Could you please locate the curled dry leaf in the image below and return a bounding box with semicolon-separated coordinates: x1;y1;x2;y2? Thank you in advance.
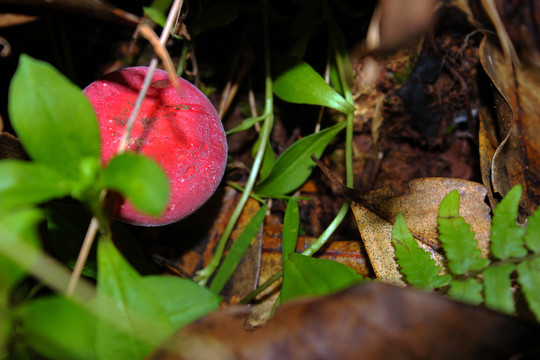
479;36;540;217
147;283;540;360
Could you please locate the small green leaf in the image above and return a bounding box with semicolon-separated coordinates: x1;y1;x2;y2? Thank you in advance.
143;0;172;27
525;207;540;253
0;160;72;210
16;296;96;360
255;121;346;197
8;55;100;177
143;7;167;27
437;191;489;274
282;199;299;263
103;152;169;216
448;278;483;305
96;238;173;360
491;185;527;259
226;114;266;135
392;213;450;290
210;205;267;294
483;263;516;314
281;253;362;303
517;257;540;322
273;59;355;114
141;276;220;329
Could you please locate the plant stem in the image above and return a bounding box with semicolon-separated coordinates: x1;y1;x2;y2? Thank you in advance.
239;270;283;304
195;1;273;286
238;3;356;300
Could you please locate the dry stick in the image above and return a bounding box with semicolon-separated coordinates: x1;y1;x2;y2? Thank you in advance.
66;0;185;295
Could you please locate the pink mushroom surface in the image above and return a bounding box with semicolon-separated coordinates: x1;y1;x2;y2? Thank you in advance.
83;67;227;226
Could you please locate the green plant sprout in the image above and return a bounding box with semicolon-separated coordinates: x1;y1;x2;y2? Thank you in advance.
392;185;540;321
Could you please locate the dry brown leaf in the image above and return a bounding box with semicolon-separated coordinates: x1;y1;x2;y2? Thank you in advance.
353;178;490;284
479;36;540;217
147;283;540;360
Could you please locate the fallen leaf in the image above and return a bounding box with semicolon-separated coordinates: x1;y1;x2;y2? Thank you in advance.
147;283;540;360
313;157;491;285
479;36;540;218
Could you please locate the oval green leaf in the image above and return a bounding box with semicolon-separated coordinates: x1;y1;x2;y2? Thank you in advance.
281;253;362;303
273;59;355;114
103;153;169;216
8;55;101;177
255;121;345;197
0;160;72;210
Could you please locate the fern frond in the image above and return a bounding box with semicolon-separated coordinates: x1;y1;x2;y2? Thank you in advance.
448;278;483;305
392;213;451;290
483;263;515;314
437;190;489;274
517;258;540;322
491;186;527;259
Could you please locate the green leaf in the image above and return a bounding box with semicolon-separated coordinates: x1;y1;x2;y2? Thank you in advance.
282;199;299;263
491;185;527;259
0;160;72;210
525;207;540;253
517;257;540;322
8;55;100;177
103;152;169;216
255;121;346;197
448;278;483;305
210;205;267;294
281;252;362;303
226;114;266;135
96;238;173;360
392;213;451;289
273;59;355;114
483;263;516;314
437;191;489;274
142;276;220;329
16;296;96;360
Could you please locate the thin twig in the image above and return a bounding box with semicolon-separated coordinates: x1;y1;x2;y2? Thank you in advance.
67;216;100;294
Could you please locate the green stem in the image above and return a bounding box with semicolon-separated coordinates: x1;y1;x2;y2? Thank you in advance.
240;270;283;304
195;2;273;286
302;201;349;256
238;2;356;300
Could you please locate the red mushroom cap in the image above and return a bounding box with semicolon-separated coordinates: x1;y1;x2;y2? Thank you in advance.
83;67;227;226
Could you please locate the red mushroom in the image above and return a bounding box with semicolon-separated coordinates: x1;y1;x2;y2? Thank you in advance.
83;67;227;226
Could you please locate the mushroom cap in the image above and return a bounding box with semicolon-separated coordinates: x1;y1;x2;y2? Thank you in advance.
83;66;227;226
